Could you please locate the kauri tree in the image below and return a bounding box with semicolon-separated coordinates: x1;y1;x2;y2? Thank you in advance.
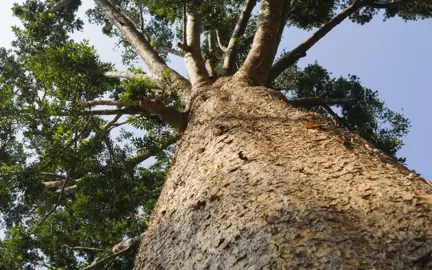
0;0;431;269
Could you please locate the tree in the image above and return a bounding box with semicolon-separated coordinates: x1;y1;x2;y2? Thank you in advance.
1;0;431;269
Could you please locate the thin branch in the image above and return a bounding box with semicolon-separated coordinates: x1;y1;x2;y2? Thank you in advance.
267;0;364;83
322;104;346;127
124;133;179;167
43;178;77;190
236;0;284;85
75;109;143;116
83;237;139;270
103;113;123;129
83;99;187;131
29;169;72;234
64;244;104;253
94;0;190;92
47;0;69;12
222;0;257;75
184;13;210;86
183;1;187;44
365;0;410;9
287;97;353;107
54;185;77;194
90;117;117;199
215;30;227;52
151;42;185;57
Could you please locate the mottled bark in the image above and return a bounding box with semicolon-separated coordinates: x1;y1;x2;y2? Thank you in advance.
134;78;432;269
236;0;284;85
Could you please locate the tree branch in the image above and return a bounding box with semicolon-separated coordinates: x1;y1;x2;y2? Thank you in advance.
75;109;143;116
204;32;216;77
275;0;293;49
215;30;228;52
222;0;257;75
124;133;179;167
183;13;209;86
267;0;364;83
103;113;123;129
43;178;77;190
64;244;104;253
54;185;77;194
94;0;190;93
287;97;353;107
83;237;139;270
104;71;150;81
322;104;346;127
151;42;185;57
82;99;187;131
29;169;73;234
365;0;411;9
235;0;284;85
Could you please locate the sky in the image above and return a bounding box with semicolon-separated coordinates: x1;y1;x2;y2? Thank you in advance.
0;1;431;180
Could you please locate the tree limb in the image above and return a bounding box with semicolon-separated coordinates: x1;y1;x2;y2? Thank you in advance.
82;99;187;131
63;244;104;253
104;71;150;81
183;13;210;86
94;0;190;93
124;133;179;167
43;178;77;190
215;30;228;52
288;97;353;107
322;104;346;127
222;0;257;75
235;0;284;85
365;0;412;9
151;42;185;57
103;113;123;129
29;169;72;234
267;0;364;83
83;237;139;270
54;185;77;194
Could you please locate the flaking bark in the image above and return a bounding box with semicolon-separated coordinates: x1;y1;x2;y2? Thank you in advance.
134;77;432;269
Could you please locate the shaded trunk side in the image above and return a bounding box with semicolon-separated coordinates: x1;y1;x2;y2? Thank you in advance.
134;77;432;269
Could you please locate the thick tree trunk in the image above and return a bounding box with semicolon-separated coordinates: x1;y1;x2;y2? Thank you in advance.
134;77;432;269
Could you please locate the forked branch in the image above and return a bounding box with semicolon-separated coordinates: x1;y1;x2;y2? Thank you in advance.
235;0;284;85
267;0;364;83
94;0;190;91
222;0;257;74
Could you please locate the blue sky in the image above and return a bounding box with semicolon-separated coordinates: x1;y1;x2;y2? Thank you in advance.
1;1;431;179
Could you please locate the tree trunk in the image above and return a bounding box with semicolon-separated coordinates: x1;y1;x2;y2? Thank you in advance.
134;77;432;269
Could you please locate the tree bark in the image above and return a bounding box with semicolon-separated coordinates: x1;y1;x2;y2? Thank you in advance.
134;78;432;269
236;0;284;85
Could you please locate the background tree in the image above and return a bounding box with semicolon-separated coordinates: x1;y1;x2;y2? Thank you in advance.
0;0;431;269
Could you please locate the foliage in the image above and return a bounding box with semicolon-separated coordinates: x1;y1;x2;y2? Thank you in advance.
273;62;410;157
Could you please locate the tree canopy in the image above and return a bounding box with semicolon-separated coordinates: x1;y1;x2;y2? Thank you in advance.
0;0;430;268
